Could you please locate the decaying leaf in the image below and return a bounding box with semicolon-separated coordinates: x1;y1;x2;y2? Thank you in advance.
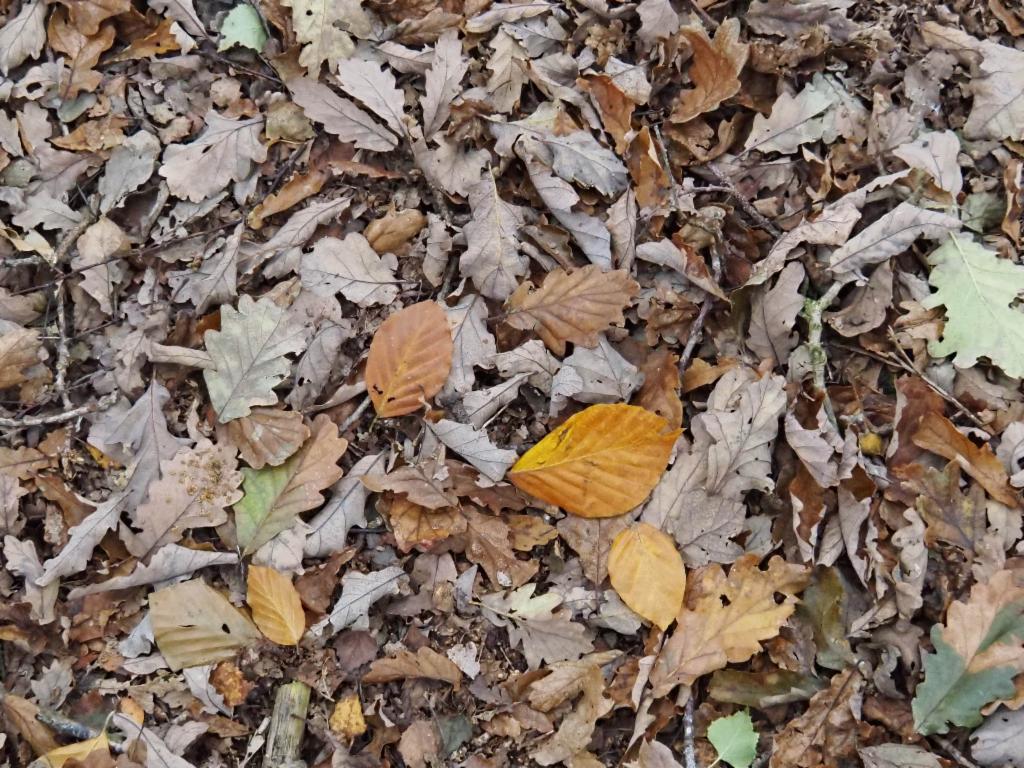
363;646;463;689
672;20;749;124
481;584;594;669
509;403;680;518
221;407;310;470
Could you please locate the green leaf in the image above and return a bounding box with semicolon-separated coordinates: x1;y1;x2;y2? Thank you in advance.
218;4;268;52
707;711;758;768
911;627;1017;735
924;234;1024;378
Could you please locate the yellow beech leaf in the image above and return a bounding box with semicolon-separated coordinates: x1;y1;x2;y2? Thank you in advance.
509;403;680;518
608;523;685;630
329;693;367;740
247;565;306;645
43;732;109;768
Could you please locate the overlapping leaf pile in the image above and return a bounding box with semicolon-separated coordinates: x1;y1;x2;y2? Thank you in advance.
2;1;1024;767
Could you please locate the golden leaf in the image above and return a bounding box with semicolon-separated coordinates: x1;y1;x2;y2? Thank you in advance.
42;733;109;768
650;555;810;697
247;565;306;646
330;694;367;740
608;523;685;630
509;403;680;518
505;266;639;356
365;301;453;417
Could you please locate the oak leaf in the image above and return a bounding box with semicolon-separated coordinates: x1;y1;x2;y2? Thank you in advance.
0;329;42;389
672;20;749;124
505;265;639;355
150;579;262;671
288;76;397;152
247;565;305;646
481;584;594;669
387;496;464;551
0;0;46;76
365;301;453;417
299;232;400;307
281;0;369;76
46;9;114;98
510;403;679;518
635;348;683;429
322;565;407;633
650;555;810;697
233;415;348;554
912;412;1018;507
608;523;686;630
426;419;517;482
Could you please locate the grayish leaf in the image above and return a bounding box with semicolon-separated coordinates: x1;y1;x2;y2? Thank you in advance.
288;77;397;152
169;224;241;313
550;335;642;414
0;0;46;76
445;294;496;394
493;339;561;395
299;232;399;307
68;545;239;599
322;565;408;633
304;453;386;558
747;261;805;364
99;131;160;213
334;57;407;137
421;30;467;137
427;419;517;482
461;174;529;300
971;708;1024;768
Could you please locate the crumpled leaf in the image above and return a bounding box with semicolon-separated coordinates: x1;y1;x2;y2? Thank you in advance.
150;579;262;671
894;130;963;198
651;555;810;696
505;265;639;355
203;295;307;423
233;415;347;554
510;403;680;518
922;234;1024;379
912;569;1024;734
366;301;453;417
551;334;643;414
247;565;305;645
159;111;267;203
608;523;685;630
770;668;863;768
335;56;407;137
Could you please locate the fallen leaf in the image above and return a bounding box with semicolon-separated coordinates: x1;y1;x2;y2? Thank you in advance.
221;407;310;470
671;20;749;124
150;579;262;670
42;732;110;768
329;693;367;739
246;565;305;645
426;420;517;482
608;523;685;630
505;265;639;355
707;710;759;768
461;174;530;300
365;301;454;417
323;565;407;633
364;208;426;254
299;232;400;307
509;403;680;518
281;0;369;75
288;76;398;151
481;584;594;669
363;646;463;689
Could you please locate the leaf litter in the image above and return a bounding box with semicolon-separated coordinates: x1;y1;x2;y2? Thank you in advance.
1;2;1024;767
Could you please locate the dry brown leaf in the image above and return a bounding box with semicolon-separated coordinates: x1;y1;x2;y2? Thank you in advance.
46;10;115;97
769;668;864;768
557;514;631;583
458;507;538;587
387;496;465;551
0;692;59;756
150;579;263;671
246;565;305;645
363;456;459;510
681;357;738;394
364;208;427;254
246;167;328;230
912;412;1019;507
626;127;670;209
0;329;41;389
363;646;463;689
635;348;683;429
505;266;639;356
221;407;310;470
365;301;454;417
580;75;635;154
508;514;558;551
651;555;810;697
56;0;129;35
42;733;110;768
509;403;680;518
671;20;749;124
210;661;254;707
608;523;685;631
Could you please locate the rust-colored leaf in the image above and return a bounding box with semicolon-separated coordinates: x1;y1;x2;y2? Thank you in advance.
671;20;749;124
365;301;454;417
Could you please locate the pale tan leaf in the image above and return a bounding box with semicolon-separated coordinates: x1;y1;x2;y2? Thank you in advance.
608;523;686;630
222;407;310;470
747;261;805;364
281;0;370;76
505;265;639;355
0;329;41;389
287;76;398;152
159;111;266;203
247;565;305;645
510;403;680;519
42;732;109;768
365;301;453;417
427;419;517;482
68;544;238;599
334;56;407;137
460;174;529;301
150;579;262;671
421;29;467;137
299;232;399;307
0;0;46;76
363;454;458;509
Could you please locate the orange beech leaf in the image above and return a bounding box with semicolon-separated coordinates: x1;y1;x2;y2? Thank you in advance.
608;523;685;630
247;565;306;646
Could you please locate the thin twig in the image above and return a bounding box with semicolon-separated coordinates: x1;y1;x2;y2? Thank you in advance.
683;691;698;768
338;394;372;434
706;163;781;238
683;0;719;29
652;124;680;213
0;393;118;429
51;213;96;266
933;736;980;768
803;282;843;429
678;243;724;374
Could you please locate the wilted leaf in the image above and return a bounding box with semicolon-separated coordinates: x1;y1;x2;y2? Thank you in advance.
150;579;262;670
363;646;463;689
672;20;749;124
222;407;310;470
234;415;347;554
744;79;837;154
551;334;643;414
0;329;42;389
651;556;809;696
608;523;685;630
635;348;683;429
247;565;305;645
505;265;639;355
747;262;805;365
421;29;467;137
365;301;453;417
427;420;517;482
770;668;863;768
510;403;680;518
